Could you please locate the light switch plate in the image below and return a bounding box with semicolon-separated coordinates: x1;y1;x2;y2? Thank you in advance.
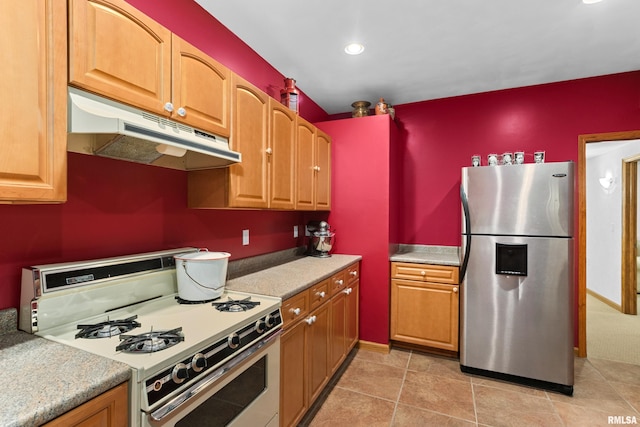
242;229;249;246
294;225;299;238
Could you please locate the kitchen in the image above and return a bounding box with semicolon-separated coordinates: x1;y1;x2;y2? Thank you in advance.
2;0;640;426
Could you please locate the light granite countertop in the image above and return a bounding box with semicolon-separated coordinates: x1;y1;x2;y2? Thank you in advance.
390;244;461;266
226;254;362;300
0;308;131;427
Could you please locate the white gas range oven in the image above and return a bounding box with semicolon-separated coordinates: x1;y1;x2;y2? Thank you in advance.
18;248;282;426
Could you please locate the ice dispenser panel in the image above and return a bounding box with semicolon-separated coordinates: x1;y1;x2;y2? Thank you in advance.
495;243;527;276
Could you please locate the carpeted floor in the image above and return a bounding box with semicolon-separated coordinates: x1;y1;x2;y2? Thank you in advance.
587;293;640;365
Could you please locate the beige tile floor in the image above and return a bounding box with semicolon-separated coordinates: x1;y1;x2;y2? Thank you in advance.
302;348;640;427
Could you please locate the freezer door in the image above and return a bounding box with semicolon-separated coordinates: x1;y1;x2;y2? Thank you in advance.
461;162;574;237
460;235;574;386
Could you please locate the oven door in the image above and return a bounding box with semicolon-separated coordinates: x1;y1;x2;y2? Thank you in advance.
143;331;280;427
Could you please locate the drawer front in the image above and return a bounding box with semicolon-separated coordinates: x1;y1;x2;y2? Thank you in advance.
282;291;309;328
391;262;459;284
309;279;330;310
330;270;347;296
346;263;360;284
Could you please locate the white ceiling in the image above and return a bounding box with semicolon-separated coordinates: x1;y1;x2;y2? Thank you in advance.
196;0;640;115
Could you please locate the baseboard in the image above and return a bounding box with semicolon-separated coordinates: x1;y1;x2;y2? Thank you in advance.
587;288;622;311
357;340;390;354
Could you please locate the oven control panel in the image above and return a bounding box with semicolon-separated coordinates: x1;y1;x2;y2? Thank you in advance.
145;308;282;406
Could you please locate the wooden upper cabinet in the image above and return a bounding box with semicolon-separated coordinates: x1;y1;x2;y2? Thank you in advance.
296;117;331;210
69;0;230;137
171;35;231;137
315;129;331;210
68;0;172;114
0;0;67;202
295;118;315;210
227;75;269;207
188;74;269;208
269;100;296;210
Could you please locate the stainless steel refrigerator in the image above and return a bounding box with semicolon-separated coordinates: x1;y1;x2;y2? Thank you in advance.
459;161;574;396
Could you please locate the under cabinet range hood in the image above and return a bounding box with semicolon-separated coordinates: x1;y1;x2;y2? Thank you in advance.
67;87;241;170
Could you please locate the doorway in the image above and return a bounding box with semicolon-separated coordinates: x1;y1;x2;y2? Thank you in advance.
578;130;640;357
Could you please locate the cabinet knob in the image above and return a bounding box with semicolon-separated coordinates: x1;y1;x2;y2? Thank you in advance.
316;291;326;299
350;271;358;277
313;166;321;172
266;147;273;155
291;307;301;316
305;315;316;325
164;102;174;113
177;107;187;117
420;270;426;276
453;287;459;293
344;287;352;295
336;279;344;286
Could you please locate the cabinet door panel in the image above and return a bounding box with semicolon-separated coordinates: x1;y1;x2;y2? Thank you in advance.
229;75;268;207
315;129;331;210
0;0;66;202
69;0;171;114
269;101;296;209
295;118;315;210
390;279;459;351
346;281;359;351
330;291;347;373
307;303;330;404
172;35;230;136
280;323;307;427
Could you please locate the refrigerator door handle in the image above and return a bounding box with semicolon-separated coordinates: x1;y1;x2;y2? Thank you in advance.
460;184;471;282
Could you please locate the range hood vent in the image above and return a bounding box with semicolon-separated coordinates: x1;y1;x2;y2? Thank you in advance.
67;87;241;170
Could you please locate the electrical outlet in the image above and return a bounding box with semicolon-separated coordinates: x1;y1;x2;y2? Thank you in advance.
242;229;249;246
294;225;299;238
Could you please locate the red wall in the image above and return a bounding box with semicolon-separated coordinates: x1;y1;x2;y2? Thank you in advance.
316;115;398;344
0;154;304;310
124;0;329;123
392;71;640;246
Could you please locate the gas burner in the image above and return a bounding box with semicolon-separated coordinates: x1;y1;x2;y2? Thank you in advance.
212;297;261;312
116;327;184;353
75;315;141;339
175;296;220;305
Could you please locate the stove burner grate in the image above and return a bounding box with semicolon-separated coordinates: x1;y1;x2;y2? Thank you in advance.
116;327;184;353
76;315;141;339
175;296;220;305
212;296;261;312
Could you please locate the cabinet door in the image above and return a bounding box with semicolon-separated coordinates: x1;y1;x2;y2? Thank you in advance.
43;382;128;427
345;280;359;351
280;322;307;427
228;75;269;207
269;100;296;209
69;0;171;114
0;0;67;202
172;35;230;137
295;117;315;210
307;302;330;405
390;279;459;351
329;290;347;373
315;129;331;210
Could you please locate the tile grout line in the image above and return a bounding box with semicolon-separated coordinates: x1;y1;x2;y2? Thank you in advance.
388;349;412;426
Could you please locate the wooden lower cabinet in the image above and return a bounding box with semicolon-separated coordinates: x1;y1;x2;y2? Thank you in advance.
390;262;459;352
43;382;128;427
280;263;359;427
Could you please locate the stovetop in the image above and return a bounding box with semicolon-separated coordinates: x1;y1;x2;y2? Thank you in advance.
38;291;281;381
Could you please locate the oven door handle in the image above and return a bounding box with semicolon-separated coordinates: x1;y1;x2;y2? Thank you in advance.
148;329;281;422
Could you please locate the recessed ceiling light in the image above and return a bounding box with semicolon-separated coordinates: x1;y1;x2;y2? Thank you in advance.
344;43;365;55
582;0;603;4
